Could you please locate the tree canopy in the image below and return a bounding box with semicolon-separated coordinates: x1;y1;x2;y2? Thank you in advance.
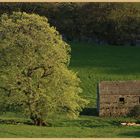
0;3;139;45
0;12;88;126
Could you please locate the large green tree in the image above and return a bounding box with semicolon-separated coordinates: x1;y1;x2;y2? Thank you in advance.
0;12;88;126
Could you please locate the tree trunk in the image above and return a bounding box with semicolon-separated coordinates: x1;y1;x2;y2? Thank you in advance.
30;114;47;126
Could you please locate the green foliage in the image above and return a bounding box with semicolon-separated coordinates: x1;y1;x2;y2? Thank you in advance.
0;12;88;125
106;6;140;45
0;3;139;45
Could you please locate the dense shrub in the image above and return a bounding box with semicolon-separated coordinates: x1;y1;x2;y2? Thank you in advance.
129;105;140;118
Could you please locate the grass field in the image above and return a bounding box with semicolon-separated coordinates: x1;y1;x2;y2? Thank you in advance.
0;113;140;138
0;42;140;137
70;42;140;107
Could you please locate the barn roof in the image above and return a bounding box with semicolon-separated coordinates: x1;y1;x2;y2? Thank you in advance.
99;80;140;95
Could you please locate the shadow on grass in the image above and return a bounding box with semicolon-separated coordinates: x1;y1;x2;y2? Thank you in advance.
58;119;110;128
119;131;140;138
58;117;123;128
0;119;33;125
80;108;98;116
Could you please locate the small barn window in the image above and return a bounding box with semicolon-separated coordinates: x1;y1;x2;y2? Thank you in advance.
119;97;125;104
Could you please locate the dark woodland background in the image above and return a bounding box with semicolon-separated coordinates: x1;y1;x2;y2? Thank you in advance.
0;3;139;46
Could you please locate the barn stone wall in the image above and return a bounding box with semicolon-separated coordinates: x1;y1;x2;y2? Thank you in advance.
97;81;140;117
99;94;140;116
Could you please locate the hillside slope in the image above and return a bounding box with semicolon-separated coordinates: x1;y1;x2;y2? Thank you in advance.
70;43;140;107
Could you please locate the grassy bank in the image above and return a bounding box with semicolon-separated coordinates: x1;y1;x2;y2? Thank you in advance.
0;115;139;138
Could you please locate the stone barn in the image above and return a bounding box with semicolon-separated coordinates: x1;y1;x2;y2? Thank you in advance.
97;81;140;117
